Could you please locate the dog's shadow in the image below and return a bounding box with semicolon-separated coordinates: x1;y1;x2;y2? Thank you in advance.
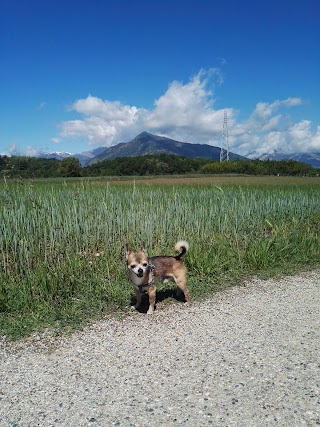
130;288;186;313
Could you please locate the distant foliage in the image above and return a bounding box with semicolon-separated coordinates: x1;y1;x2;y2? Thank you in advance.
200;159;314;176
0;154;317;179
83;155;315;177
82;153;208;176
0;155;61;178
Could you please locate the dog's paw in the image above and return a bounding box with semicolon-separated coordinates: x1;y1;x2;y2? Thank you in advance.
130;305;138;311
147;308;154;315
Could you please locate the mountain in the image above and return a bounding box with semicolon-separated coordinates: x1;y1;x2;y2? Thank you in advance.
86;132;247;165
35;151;72;161
247;150;320;168
35;147;106;165
76;146;107;161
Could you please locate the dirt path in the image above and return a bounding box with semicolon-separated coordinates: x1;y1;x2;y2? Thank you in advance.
1;270;319;426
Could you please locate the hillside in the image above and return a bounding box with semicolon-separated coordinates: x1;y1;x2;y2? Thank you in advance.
34;147;106;166
30;134;320;169
86;132;247;165
248;150;320;168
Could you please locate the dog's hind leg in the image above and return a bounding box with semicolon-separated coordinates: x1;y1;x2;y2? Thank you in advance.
175;277;191;305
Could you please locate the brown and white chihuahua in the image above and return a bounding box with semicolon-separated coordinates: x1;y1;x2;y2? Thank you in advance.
125;241;190;314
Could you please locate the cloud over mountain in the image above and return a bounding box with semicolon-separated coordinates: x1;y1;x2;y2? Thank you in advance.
56;69;319;156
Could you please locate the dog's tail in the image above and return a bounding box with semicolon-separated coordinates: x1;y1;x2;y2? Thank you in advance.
174;240;189;260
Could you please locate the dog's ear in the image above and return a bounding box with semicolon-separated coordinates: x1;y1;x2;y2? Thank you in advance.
125;243;132;260
140;242;147;256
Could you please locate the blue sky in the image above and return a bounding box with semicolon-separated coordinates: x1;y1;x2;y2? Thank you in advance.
1;0;319;157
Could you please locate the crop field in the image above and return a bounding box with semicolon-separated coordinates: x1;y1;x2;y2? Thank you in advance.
1;175;320;339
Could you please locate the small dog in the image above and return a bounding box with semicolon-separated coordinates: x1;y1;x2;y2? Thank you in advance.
125;241;190;314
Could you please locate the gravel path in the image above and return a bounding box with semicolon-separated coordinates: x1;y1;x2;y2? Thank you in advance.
1;270;319;427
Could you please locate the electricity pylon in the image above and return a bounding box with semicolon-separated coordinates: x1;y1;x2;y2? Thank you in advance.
220;110;229;162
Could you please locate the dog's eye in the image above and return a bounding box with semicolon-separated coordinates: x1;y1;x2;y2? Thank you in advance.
130;264;136;269
142;262;148;267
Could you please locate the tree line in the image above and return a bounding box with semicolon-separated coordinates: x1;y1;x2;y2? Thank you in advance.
0;153;318;179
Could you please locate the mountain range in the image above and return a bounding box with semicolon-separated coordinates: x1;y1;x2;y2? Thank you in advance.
247;150;320;168
33;132;320;168
35;147;106;165
36;132;247;165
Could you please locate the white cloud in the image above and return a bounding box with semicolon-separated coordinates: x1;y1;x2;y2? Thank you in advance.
261;115;282;132
3;143;41;157
72;96;139;120
60;96;141;146
253;98;303;119
309;126;320;150
8;143;17;154
230;98;318;155
245;120;318;155
55;70;319;155
24;146;41;157
143;69;226;141
61;117;116;143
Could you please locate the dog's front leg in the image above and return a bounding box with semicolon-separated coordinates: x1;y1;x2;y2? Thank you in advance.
147;285;156;314
132;287;142;310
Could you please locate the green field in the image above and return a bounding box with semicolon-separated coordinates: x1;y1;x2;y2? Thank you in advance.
1;175;319;339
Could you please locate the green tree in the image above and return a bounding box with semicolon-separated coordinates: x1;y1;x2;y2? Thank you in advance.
58;157;82;177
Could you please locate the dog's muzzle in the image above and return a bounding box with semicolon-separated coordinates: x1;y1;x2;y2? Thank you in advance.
137;268;144;277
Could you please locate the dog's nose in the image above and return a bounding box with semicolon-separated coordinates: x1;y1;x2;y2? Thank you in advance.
138;268;143;274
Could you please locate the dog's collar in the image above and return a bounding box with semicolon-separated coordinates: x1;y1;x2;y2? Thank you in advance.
135;277;154;291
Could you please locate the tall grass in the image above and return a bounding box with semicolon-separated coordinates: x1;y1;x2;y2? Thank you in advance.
1;178;319;338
